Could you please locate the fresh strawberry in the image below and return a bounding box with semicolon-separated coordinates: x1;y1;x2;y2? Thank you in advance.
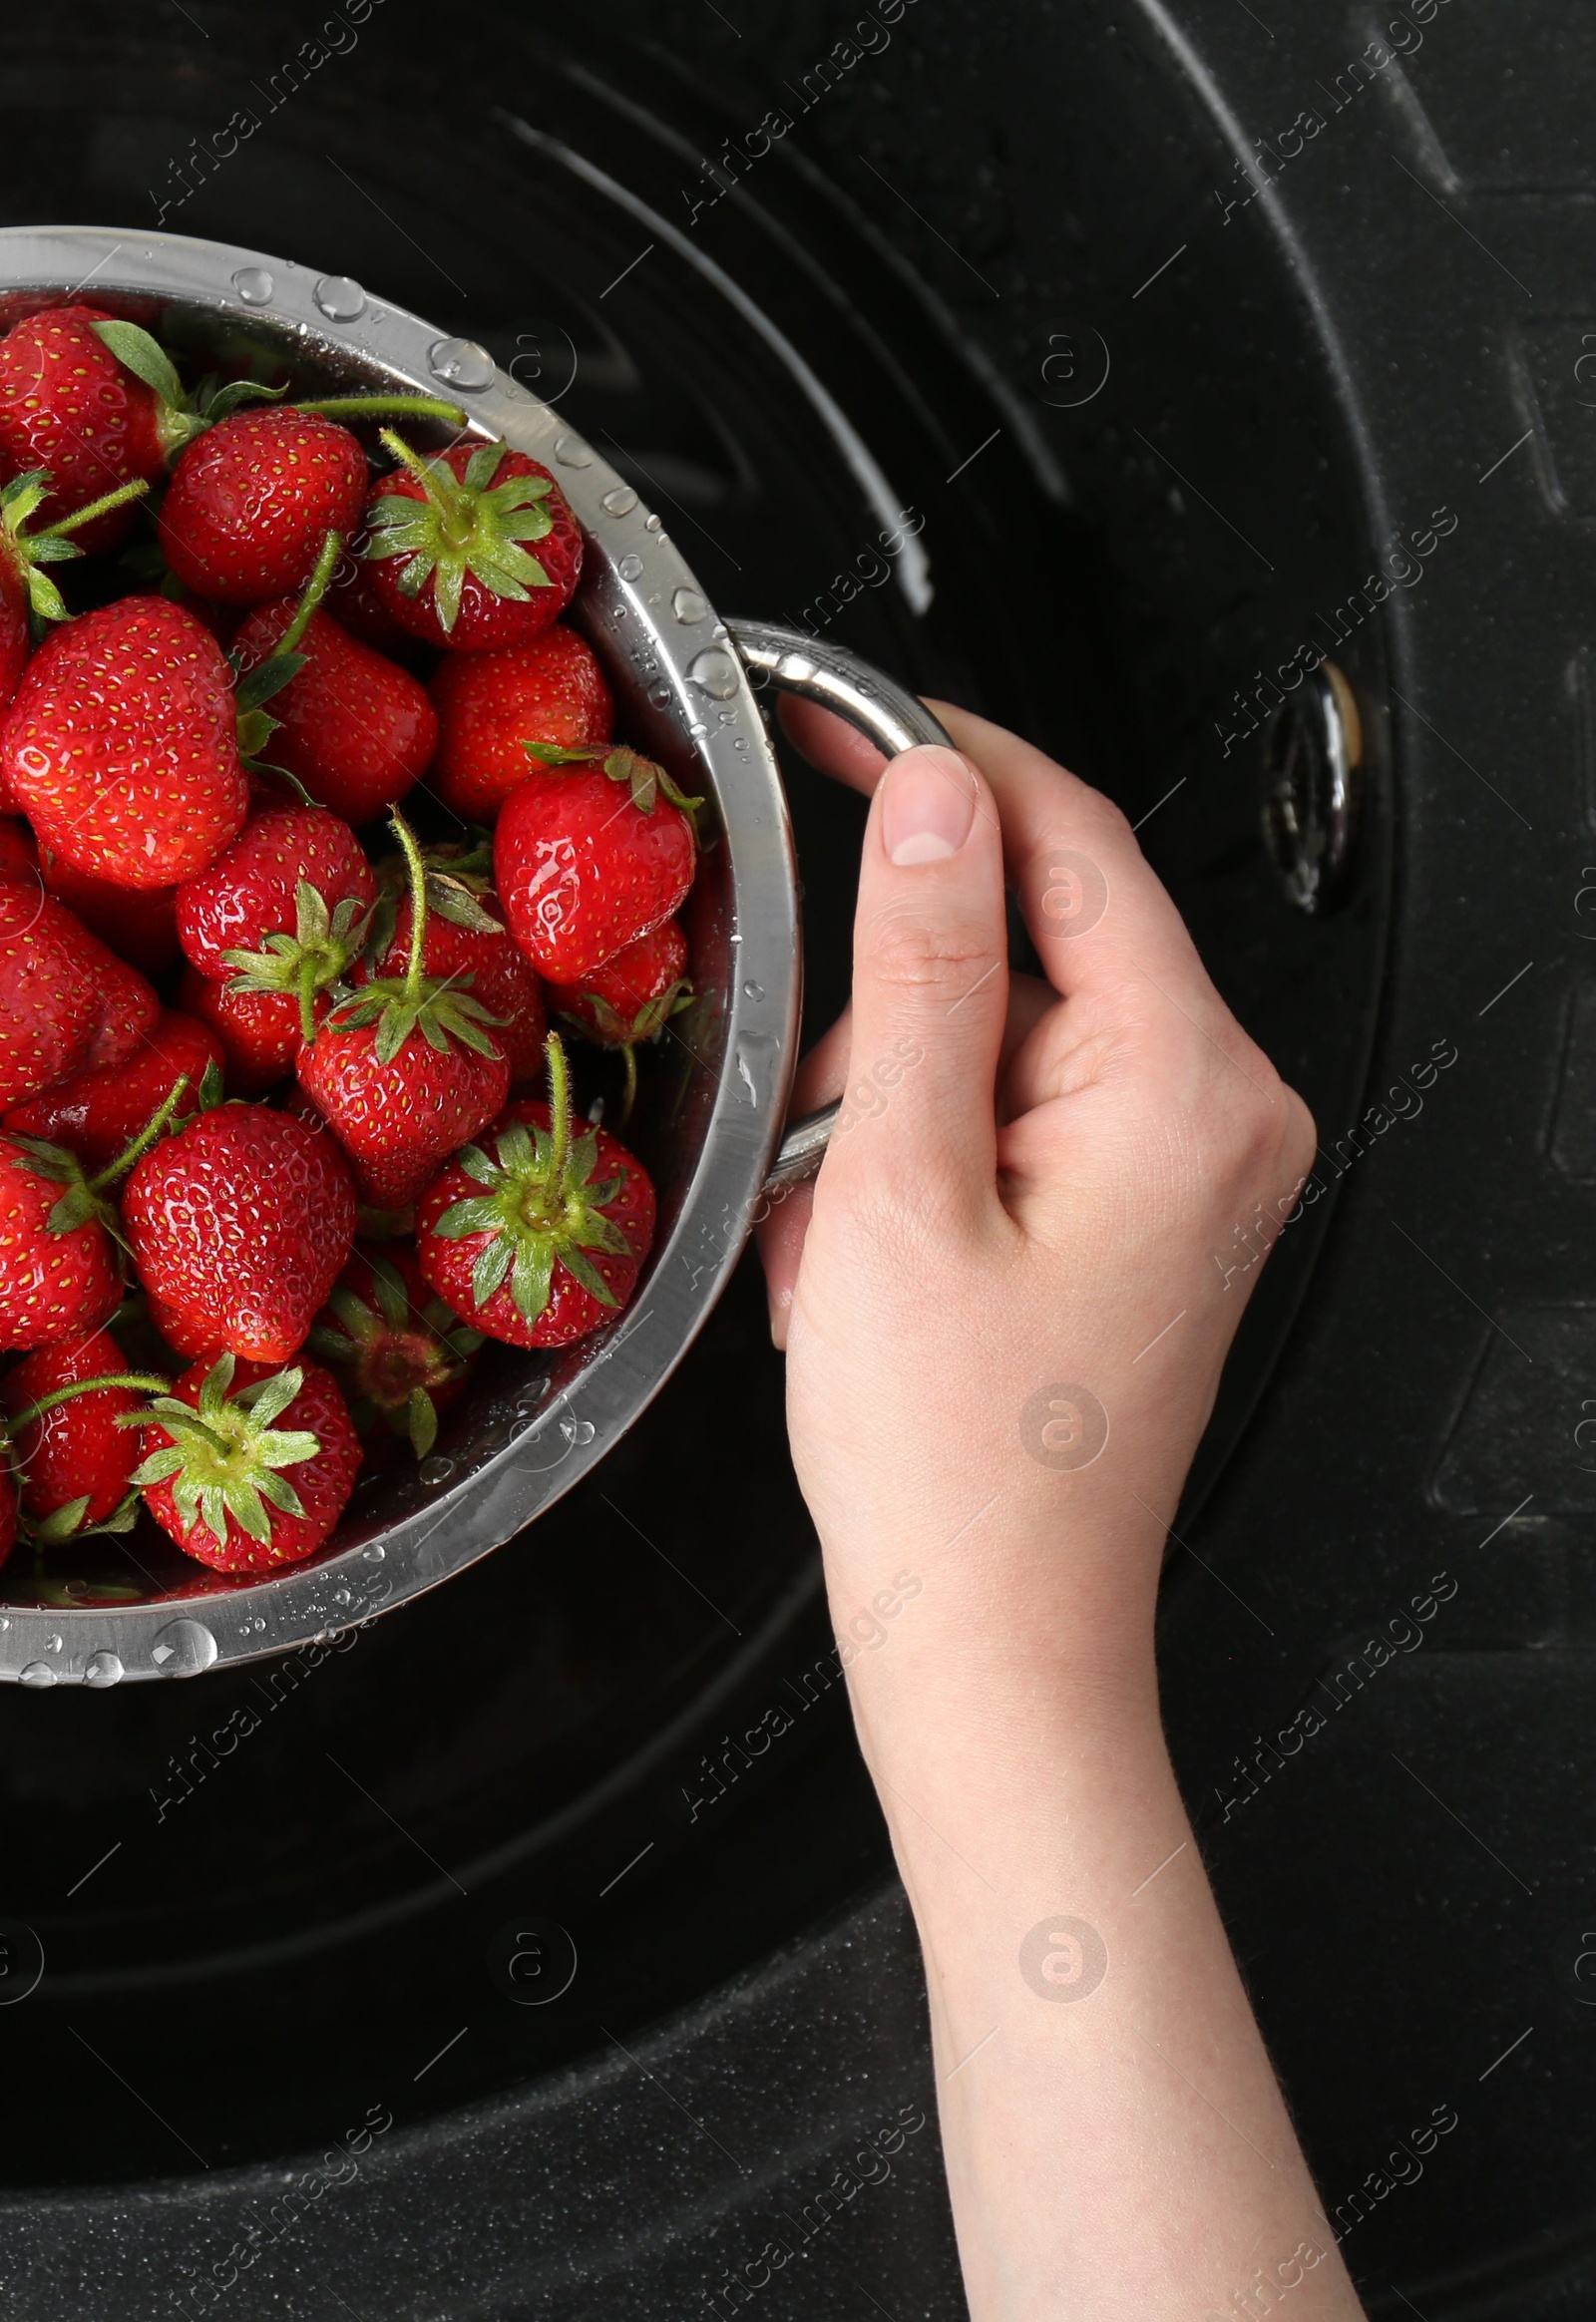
549;918;690;1122
309;1244;481;1458
159;410;368;604
176;800;375;1046
0;1133;124;1350
41;850;179;974
298;812;510;1209
360;841;546;1085
0;594;249;889
0;881;158;1106
415;1035;655;1350
178;967;301;1096
494;743;697;983
0;818;35;880
229;598;437;826
363;434;583;651
327;534;416;653
134;1352;360;1573
123;1105;356;1363
428;627;611;823
0;1327;164;1541
6;1008;223;1171
0;467;153;703
0;307;182;549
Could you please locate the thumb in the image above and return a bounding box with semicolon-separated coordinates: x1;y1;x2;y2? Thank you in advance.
829;741;1007;1212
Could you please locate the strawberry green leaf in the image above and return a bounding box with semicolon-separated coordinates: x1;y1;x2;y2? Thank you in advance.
89;319;189;416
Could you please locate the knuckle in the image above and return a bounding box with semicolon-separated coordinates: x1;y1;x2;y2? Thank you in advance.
863;902;998;1004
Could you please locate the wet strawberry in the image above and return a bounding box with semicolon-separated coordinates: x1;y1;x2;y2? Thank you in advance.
0;594;249;889
494;743;697;983
0;307;181;549
123;1104;356;1363
177;967;302;1097
6;1007;223;1171
299;813;509;1210
549;918;690;1123
309;1244;481;1459
0;466;153;704
428;626;612;823
41;851;179;975
0;881;159;1105
363;434;583;651
0;1327;163;1541
359;842;546;1086
159;410;368;604
230;597;437;826
0;1133;123;1350
415;1035;655;1350
134;1352;360;1572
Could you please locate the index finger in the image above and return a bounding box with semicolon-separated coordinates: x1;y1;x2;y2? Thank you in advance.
779;694;1211;1007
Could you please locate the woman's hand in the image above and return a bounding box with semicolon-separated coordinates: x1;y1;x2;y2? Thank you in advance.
759;699;1361;2322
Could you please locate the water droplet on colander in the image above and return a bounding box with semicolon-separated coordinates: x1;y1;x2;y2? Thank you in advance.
428;336;495;391
600;485;638;517
419;1455;455;1485
560;1416;597;1446
648;684;671;707
84;1650;123;1690
555;435;594;468
0;1616;12;1632
332;1588;351;1607
734;1030;779;1105
151;1618;217;1677
45;1634;62;1653
19;1661;55;1689
362;1544;386;1564
712;623;729;640
644;513;663;533
313;273;366;322
231;266;274;306
672;588;707;624
616;553;643;581
743;979;765;1001
689;648;739;701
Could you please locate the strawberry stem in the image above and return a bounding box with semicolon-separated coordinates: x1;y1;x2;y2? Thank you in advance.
275;530;343;658
88;1075;191;1193
9;1372;171;1430
617;1043;637;1129
296;395;467;426
546;1032;573;1190
388;809;431;1000
38;477;152;541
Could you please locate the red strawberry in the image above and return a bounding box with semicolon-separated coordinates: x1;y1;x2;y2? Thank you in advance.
415;1036;655;1350
0;818;35;880
549;918;690;1123
176;802;375;1049
178;967;301;1096
159;410;368;604
0;1327;162;1540
494;744;697;983
229;598;437;826
5;1007;223;1171
0;595;249;889
428;627;611;823
298;813;510;1210
309;1244;482;1458
134;1352;360;1572
0;881;158;1105
359;844;547;1086
0;1132;123;1350
363;434;583;651
327;534;417;653
0;307;179;549
0;466;154;704
41;850;179;975
123;1105;356;1363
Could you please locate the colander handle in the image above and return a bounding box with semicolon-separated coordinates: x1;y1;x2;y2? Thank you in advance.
725;619;955;1197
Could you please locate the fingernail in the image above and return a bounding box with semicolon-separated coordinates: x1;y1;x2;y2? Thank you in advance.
881;744;978;866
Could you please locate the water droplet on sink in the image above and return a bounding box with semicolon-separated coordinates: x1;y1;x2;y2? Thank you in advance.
600;485;638;517
231;266;274;306
555;435;594;468
560;1416;597;1446
428;336;495;391
743;979;765;1000
419;1455;455;1485
616;553;644;581
672;588;707;624
151;1618;217;1677
313;273;366;322
19;1661;55;1689
362;1544;386;1564
84;1650;123;1690
689;648;739;701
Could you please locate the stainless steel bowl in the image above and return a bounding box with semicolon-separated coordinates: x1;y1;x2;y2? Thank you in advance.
0;225;949;1686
